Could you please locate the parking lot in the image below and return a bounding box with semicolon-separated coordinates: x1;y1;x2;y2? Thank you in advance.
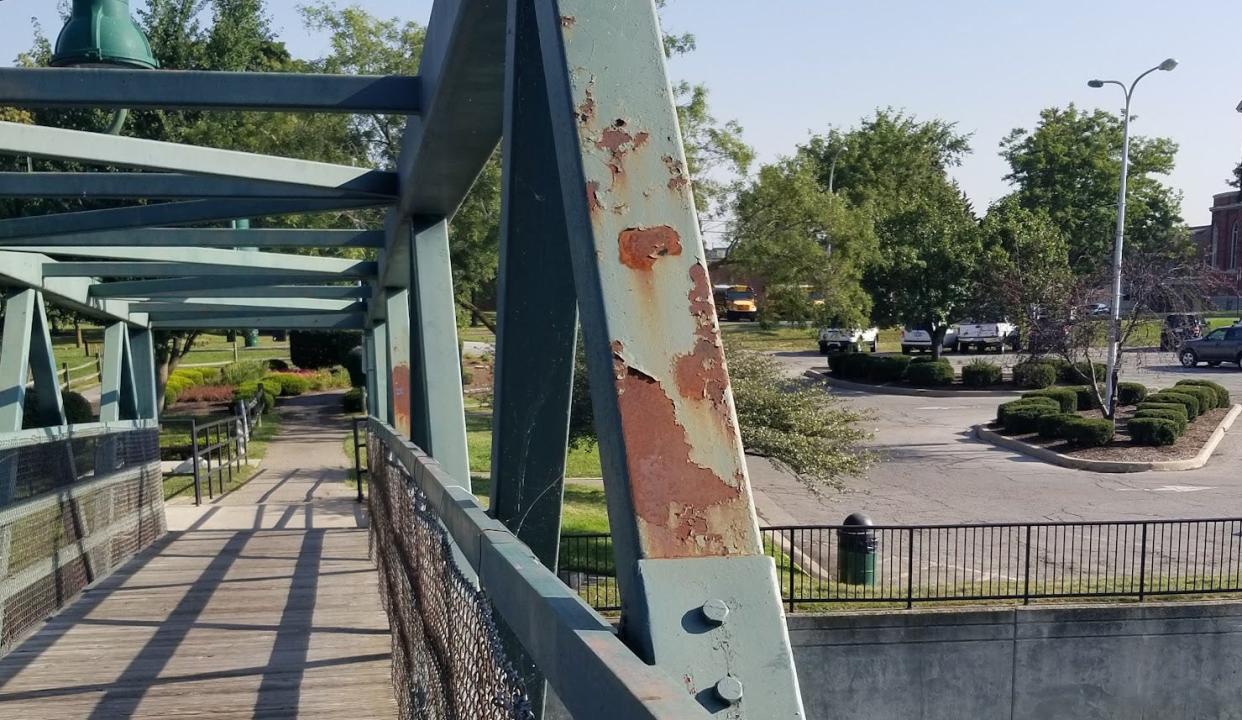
760;350;1242;527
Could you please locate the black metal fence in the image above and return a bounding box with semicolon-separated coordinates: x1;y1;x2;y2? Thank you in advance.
164;386;268;505
560;518;1242;612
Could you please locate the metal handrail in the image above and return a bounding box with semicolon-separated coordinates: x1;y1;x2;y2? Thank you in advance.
0;419;157;449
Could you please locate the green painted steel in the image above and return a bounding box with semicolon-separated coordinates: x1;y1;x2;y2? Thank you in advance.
44;260;376;279
409;218;469;487
131;299;365;313
0;250;139;325
370;322;390;423
0;173;393;201
148;312;365;330
0;227;385;248
490;0;576;573
0;198;384;240
99;321;138;422
22;246;376;275
0;121;398;196
89;276;367;298
52;0;157;69
0;67;420;113
0;290;66;431
128;328;158;421
533;1;804;715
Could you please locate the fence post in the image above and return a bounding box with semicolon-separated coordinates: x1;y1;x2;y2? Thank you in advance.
1023;525;1033;605
190;418;202;506
907;527;915;609
1138;522;1148;602
353;418;364;503
787;529;796;614
61;362;69;388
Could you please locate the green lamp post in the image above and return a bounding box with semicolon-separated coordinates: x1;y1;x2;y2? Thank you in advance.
50;0;157;134
51;0;158;69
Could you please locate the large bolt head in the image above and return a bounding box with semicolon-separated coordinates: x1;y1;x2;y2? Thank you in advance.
715;676;743;704
701;598;729;625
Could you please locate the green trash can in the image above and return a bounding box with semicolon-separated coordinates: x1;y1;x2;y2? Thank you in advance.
838;512;877;586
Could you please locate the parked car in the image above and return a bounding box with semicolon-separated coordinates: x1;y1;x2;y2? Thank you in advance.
1160;313;1204;351
713;284;758;322
1086;303;1111;316
956;320;1019;353
899;325;958;354
818;327;879;354
1178;326;1242;368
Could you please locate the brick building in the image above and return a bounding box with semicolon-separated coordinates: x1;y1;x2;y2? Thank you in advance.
1200;190;1242;271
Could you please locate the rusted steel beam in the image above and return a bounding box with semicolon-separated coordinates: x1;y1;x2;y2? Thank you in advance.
533;1;804;716
385;289;414;438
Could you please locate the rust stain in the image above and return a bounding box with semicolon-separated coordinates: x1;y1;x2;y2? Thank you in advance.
633;131;650;149
618;226;682;270
594;120;651;186
596;126;633;153
586;180;603;216
663;154;690;193
390;363;412;435
576;89;596;125
614;364;744;557
674;264;729;409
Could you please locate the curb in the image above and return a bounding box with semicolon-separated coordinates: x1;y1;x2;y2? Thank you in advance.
805;369;1021;398
973;404;1242;473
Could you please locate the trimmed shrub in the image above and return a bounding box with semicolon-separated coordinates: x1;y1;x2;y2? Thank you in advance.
1013;361;1057;389
910;356;937;364
268;373;312;397
1022;387;1078;413
1147;391;1201;420
1067;386;1101;411
1061;417;1115;447
1037;412;1077;439
345;346;366;387
1133;408;1187;434
867;355;912;383
1059;361;1106;385
998;397;1060;423
961;360;1002;387
170;368;205;385
290;330;361;369
828;352;868;379
1129;417;1180;446
1175;379;1230;408
905;359;954;386
1116;382;1148;406
343;387;365;413
219;360;268;386
267;358;291;372
1172;384;1217;412
61;390;93;423
176;384;238;403
1135;402;1189;423
1002;403;1060;434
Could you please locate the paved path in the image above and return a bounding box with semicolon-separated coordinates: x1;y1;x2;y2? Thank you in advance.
0;392;396;719
753;351;1242;526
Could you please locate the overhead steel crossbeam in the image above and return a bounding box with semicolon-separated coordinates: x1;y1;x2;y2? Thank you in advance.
0;67;421;114
0;173;392;201
131;299;366;313
90;279;370;299
43;260;375;279
148;312;365;329
0;122;397;196
15;245;375;275
0;227;384;249
0;250;136;324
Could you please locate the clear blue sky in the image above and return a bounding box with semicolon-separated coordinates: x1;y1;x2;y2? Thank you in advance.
3;0;1237;226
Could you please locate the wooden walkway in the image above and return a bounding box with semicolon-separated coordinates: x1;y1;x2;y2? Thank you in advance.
0;393;397;719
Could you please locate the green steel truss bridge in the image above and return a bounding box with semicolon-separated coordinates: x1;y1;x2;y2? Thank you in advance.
0;0;805;717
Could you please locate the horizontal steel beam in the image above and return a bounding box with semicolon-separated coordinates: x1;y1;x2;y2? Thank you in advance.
0;198;384;239
91;280;370;299
0;122;397;196
0;173;392;201
90;276;365;296
0;250;138;325
44;261;375;279
14;246;373;274
148;312;366;329
132;299;365;313
0;68;421;114
0;227;384;249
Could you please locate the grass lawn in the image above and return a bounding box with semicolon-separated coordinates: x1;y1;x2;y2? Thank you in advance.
50;330;292;375
161;406;284;501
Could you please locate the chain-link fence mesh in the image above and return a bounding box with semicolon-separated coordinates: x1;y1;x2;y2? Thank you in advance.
368;431;534;720
0;427;164;649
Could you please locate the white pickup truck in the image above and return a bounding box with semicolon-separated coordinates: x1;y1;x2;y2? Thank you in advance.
900;325;959;354
956;320;1019;353
818;327;879;354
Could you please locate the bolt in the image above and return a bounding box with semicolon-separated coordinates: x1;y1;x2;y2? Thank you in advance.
701;598;729;625
715;676;743;704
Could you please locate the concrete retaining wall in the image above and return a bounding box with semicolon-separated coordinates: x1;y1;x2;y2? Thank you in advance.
789;602;1242;720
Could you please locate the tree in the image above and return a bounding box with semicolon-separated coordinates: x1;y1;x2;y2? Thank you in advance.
979;199;1073;324
729;157;875;327
1000;105;1187;272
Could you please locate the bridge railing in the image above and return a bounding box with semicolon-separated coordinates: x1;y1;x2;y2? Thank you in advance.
0;420;165;650
365;419;710;720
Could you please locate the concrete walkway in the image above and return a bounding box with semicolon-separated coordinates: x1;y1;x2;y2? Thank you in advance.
0;392;396;719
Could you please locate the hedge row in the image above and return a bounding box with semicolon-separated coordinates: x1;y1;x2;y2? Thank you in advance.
1128;380;1232;447
829;353;955;386
1012;358;1108;390
997;397;1113;446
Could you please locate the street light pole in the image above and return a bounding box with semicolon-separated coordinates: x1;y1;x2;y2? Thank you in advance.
1088;58;1177;417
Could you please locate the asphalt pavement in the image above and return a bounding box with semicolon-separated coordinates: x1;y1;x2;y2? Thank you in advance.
758;350;1242;526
